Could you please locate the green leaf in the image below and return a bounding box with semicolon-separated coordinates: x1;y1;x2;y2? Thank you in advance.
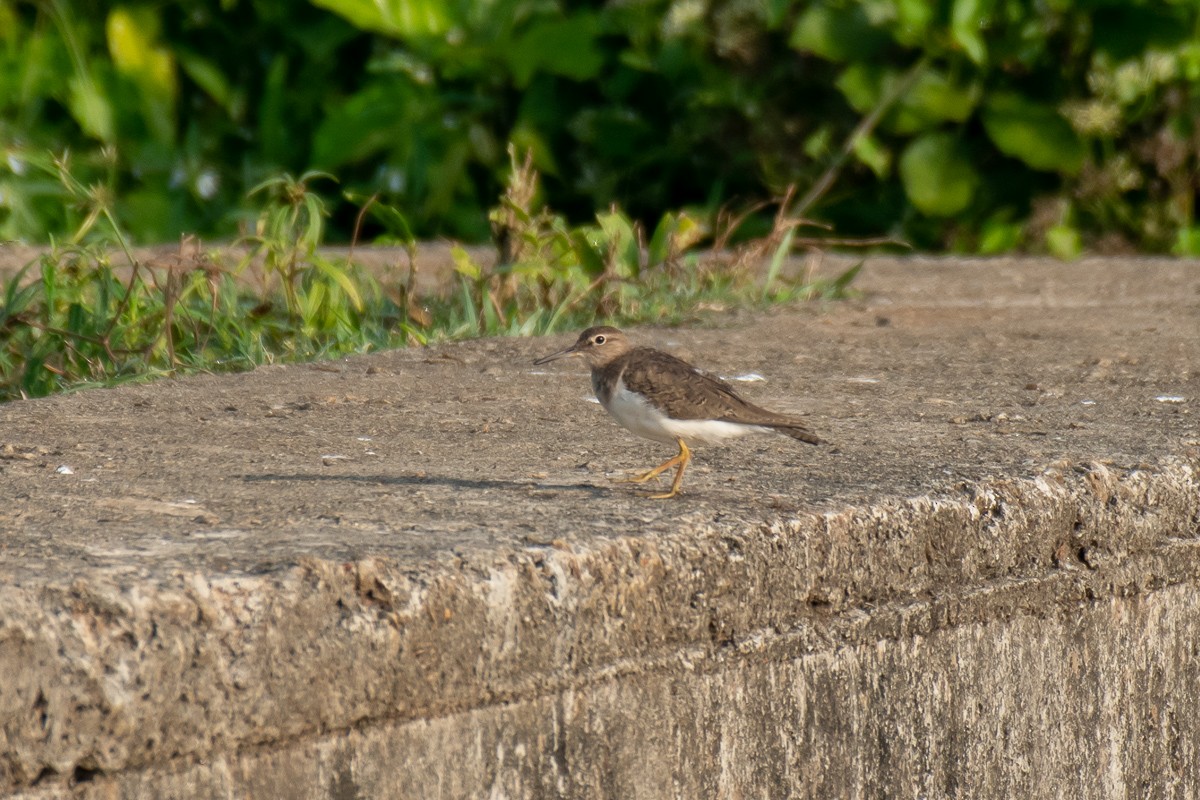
360;198;415;244
951;0;991;65
803;125;833;160
889;70;980;133
978;211;1023;254
981;94;1085;174
67;75;115;142
835;62;883;114
892;0;934;46
309;0;453;37
508;15;605;87
106;7;175;91
569;230;606;278
761;226;795;301
647;214;674;266
176;50;234;114
312;257;364;312
852;133;891;177
839;65;979;134
106;6;178;144
0;2;17;48
596;210;639;278
312;81;412;170
1045;223;1081;260
1174;226;1200;257
1;266;39;324
508;124;560;177
762;0;792;30
898;133;979;217
647;211;703;265
830;261;863;293
451;245;481;280
789;5;887;62
258;56;291;166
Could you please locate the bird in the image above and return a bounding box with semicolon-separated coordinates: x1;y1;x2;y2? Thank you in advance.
533;326;820;498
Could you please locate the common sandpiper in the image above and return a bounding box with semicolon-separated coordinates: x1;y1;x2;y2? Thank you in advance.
534;326;820;498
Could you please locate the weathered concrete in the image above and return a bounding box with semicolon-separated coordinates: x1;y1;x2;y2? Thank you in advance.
1;256;1198;798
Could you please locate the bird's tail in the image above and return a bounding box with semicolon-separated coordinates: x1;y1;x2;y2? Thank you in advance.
769;422;821;445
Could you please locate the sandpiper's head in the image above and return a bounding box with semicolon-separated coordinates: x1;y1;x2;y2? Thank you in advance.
533;326;632;369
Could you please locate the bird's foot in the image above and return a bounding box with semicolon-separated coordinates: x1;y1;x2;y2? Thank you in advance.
614;468;667;485
613;456;683;485
614;439;691;499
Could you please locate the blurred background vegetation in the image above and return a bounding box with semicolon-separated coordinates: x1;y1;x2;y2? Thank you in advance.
3;0;1200;256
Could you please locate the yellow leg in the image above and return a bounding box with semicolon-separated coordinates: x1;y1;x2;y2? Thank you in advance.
618;438;691;499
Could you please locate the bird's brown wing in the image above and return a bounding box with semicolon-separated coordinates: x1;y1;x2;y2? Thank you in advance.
617;348;820;444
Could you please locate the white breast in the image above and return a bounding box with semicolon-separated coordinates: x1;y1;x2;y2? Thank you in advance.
600;379;770;445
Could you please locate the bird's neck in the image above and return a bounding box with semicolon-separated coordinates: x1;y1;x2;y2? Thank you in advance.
589;356;628;406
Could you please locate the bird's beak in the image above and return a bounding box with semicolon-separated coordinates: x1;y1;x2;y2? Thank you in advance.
533;342;580;365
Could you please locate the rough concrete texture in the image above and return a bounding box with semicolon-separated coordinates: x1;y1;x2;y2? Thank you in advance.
1;256;1198;798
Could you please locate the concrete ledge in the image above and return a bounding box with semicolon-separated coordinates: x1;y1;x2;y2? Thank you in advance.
2;257;1198;797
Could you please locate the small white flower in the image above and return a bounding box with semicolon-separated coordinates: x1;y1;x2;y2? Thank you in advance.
195;170;219;200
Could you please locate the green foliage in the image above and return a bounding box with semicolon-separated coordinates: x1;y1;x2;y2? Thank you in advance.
2;0;1200;253
790;0;1200;252
899;133;979;217
0;149;847;401
0;159;408;399
443;146;838;340
981;94;1085;175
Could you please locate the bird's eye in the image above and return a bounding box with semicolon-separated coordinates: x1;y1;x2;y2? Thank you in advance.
593;335;606;345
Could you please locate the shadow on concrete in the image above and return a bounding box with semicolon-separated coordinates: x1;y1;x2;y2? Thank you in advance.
241;472;612;496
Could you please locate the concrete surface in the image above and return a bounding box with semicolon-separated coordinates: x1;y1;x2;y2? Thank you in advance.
1;256;1198;798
